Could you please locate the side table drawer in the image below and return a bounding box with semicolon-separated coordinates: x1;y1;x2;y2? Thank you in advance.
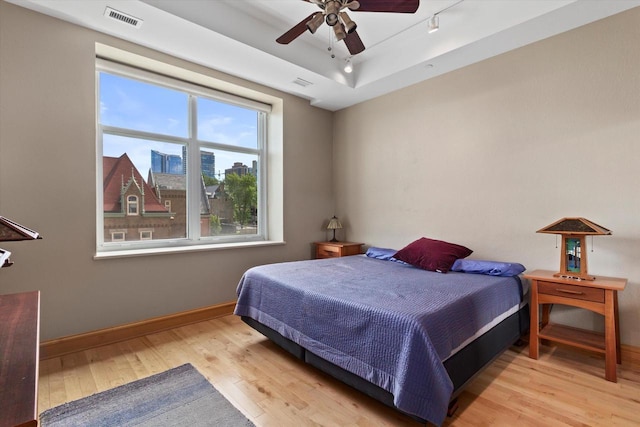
314;242;363;259
317;245;340;258
538;281;604;303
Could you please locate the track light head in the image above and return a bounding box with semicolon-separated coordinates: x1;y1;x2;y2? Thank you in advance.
427;15;439;33
344;58;353;74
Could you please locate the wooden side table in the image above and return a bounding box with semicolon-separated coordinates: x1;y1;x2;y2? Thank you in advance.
525;269;626;382
314;241;363;259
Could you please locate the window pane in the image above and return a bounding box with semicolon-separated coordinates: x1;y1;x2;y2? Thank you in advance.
197;97;258;149
204;150;259;238
127;196;139;215
99;72;188;138
102;135;187;242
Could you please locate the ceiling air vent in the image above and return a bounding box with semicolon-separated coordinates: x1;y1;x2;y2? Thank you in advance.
292;78;313;88
104;7;143;28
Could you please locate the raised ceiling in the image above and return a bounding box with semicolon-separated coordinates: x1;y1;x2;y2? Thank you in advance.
7;0;640;111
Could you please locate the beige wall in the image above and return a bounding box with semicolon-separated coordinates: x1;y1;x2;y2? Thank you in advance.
334;8;640;346
0;2;333;340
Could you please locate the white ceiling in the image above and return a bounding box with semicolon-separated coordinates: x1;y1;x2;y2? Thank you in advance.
7;0;640;111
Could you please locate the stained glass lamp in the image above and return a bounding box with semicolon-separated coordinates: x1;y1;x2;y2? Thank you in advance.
537;217;611;281
327;216;343;243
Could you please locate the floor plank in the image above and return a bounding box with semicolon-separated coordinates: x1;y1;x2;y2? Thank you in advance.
38;315;640;426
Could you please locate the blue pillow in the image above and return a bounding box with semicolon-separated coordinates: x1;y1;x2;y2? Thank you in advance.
365;247;407;264
365;247;397;260
450;259;525;277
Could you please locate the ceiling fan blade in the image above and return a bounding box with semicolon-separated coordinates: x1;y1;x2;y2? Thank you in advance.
355;0;419;13
344;29;365;55
276;12;320;44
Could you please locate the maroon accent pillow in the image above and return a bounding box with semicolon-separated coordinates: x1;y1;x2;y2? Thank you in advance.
393;237;473;273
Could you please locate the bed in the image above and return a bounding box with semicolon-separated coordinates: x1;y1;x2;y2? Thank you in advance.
234;251;529;426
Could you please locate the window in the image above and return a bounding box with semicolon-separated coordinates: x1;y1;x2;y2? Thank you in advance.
111;231;126;242
139;230;153;240
127;196;139;216
97;58;271;254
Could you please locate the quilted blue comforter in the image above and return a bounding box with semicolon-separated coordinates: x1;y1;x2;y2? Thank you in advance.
234;255;523;425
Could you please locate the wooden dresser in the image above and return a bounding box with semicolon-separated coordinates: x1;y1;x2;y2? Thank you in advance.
0;291;40;427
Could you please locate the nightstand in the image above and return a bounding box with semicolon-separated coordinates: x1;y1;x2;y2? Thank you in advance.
314;241;363;259
525;269;626;382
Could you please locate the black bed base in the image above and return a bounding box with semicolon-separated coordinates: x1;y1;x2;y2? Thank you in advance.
241;306;529;424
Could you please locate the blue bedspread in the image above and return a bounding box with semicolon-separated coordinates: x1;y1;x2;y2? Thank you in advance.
234;256;523;426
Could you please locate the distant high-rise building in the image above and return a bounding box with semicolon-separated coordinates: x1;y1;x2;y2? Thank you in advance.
181;147;216;178
151;150;164;174
201;151;216;178
151;150;182;175
167;155;182;174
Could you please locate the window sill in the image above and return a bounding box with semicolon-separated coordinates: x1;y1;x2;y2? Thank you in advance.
94;240;286;260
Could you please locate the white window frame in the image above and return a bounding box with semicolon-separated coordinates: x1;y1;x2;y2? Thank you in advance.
127;195;139;216
164;200;171;211
95;54;281;257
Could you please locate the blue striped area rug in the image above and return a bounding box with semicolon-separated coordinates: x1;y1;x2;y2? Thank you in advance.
40;363;255;427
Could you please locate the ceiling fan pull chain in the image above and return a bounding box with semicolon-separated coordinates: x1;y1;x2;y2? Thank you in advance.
328;30;336;58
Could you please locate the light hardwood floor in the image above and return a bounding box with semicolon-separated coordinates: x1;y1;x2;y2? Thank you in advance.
38;315;640;426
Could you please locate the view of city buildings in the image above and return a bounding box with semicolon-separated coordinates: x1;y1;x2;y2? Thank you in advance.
151;149;217;178
98;68;263;246
102;149;256;243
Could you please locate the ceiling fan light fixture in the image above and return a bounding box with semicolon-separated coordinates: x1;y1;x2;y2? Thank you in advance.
427;15;439;33
339;12;357;34
344;58;353;73
306;12;324;34
333;23;347;41
325;1;339;26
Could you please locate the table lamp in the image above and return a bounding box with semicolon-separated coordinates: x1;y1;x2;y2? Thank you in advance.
327;216;342;243
537;217;611;280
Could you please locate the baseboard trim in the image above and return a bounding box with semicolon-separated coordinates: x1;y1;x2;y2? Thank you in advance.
40;301;236;360
622;344;640;367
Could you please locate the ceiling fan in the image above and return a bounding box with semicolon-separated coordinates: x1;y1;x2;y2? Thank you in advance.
276;0;420;56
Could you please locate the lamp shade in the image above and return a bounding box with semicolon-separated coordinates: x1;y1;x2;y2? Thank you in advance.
326;215;342;243
327;216;342;230
0;216;41;241
537;217;610;280
0;216;42;268
536;217;611;236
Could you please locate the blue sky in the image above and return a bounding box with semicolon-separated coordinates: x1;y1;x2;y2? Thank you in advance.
100;72;258;178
